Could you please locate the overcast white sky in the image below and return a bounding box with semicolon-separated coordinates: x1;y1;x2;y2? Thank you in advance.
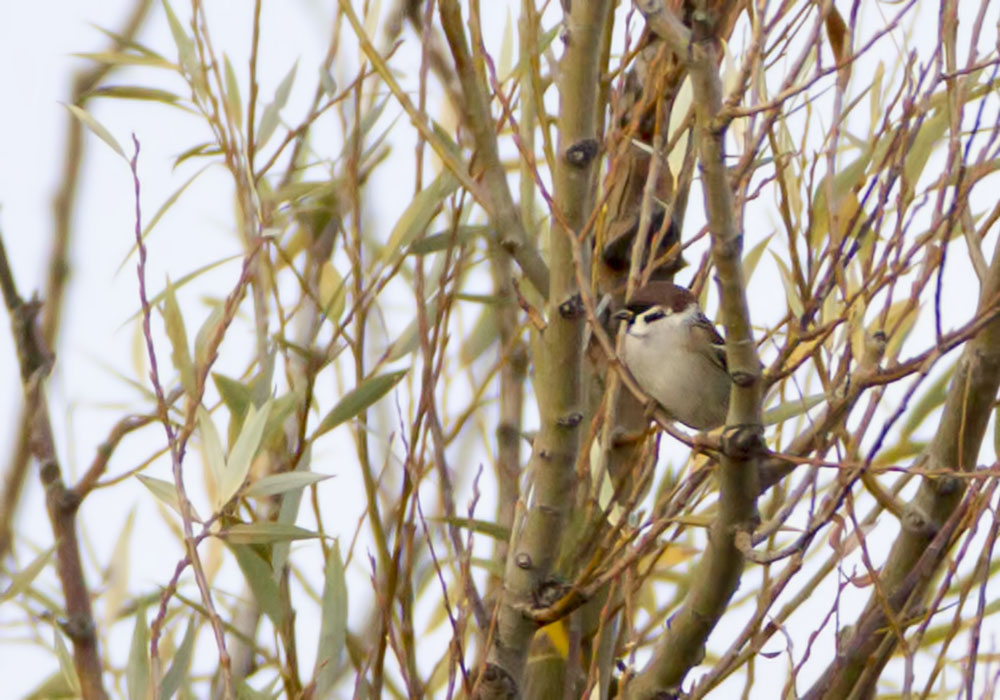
3;1;1000;698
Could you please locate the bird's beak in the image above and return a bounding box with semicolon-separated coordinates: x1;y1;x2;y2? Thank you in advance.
613;309;634;323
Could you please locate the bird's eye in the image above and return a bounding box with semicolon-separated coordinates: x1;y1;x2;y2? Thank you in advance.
644;308;666;323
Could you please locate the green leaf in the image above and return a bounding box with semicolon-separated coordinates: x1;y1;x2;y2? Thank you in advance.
219;522;321;545
903;108;948;199
162;279;195;397
742;232;774;281
124;255;241;325
22;670;77;700
173;142;222;169
53;627;81;696
213;373;253;431
313;542;348;696
137;475;200;522
315;370;408;437
160;616;196;700
216;400;272;510
63;103;126;160
256;61;298;148
1;546;55;602
383;170;459;260
197;406;226;499
459;308;499;365
901;363;954;438
104;509;136;622
408;225;486;255
162;0;197;80
436;517;511;541
228;544;285;628
223;54;242;129
770;252;804;318
763;393;826;425
244;471;333;499
127;606;150;700
86;85;186;105
73;51;174;69
194;303;225;369
117;164;214;273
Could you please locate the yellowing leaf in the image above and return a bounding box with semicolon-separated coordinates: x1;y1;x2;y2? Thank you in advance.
63;103;126;160
540;620;569;659
1;546;55;603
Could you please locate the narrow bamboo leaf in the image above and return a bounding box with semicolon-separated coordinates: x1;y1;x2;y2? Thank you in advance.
87;85;185;105
763;393;826;425
117;163;214;272
104;509;135;623
123;255;240;325
269;446;312;578
162;0;198;79
87;25;165;58
223;54;242;129
256;61;298;149
1;546;55;602
174;142;222;169
318;261;346;321
63;103;126;159
162;279;195;396
314;370;408;437
901;363;954;438
741;232;774;281
228;544;285;628
385;301;436;362
213;373;252;429
312;542;348;696
73;51;174;69
262;392;298;447
136;475;200;522
770;252;804;318
903;108;948;197
244;472;332;499
383;171;459;260
197;406;226;498
873;439;926;466
216;400;272;510
236;679;280;700
459;309;499;365
220;522;320;545
273;60;298;110
22;670;76;700
159;616;196;700
194;303;225;369
436;517;510;541
126;606;150;700
810;150;871;245
498;8;514;80
408;225;486;255
53;627;81;695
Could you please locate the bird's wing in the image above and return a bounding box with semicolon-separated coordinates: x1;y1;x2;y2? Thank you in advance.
691;313;729;374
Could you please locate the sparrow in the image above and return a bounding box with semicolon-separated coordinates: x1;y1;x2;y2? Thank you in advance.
615;282;731;430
